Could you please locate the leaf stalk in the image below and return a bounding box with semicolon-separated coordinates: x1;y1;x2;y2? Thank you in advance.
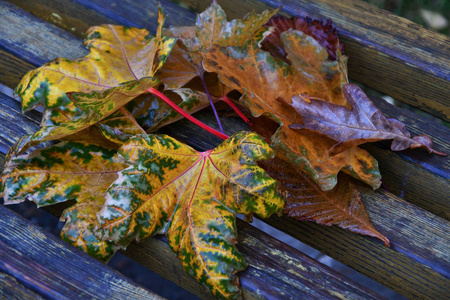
146;88;229;140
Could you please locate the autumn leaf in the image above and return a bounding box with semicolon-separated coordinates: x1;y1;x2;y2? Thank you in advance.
259;156;389;246
8;78;159;157
158;2;277;89
97;88;215;144
204;40;381;190
282;30;348;106
60;199;119;262
0;140;128;260
261;15;345;62
290;84;447;156
15;8;176;112
96;132;284;298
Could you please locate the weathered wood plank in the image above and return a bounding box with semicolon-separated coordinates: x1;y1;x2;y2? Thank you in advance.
0;0;87;66
124;219;385;300
0;49;34;89
0;92;41;150
0;205;163;300
364;96;450;219
177;0;450;122
261;185;450;299
8;0;118;38
0;272;45;300
72;0;196;28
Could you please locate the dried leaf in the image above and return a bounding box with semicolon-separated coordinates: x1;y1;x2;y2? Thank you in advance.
204;41;381;190
16;8;176;112
290;84;447;156
282;30;348;106
0;141;128;260
158;3;277;89
261;15;345;61
259;156;389;246
96;132;284;298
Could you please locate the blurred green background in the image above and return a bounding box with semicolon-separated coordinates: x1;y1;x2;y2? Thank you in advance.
362;0;449;34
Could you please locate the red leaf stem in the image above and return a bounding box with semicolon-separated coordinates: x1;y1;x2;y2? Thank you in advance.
221;95;253;126
146;88;229;140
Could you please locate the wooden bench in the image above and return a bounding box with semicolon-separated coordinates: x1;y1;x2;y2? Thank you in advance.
0;0;449;299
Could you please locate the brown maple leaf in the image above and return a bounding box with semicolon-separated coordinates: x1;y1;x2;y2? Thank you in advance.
290;84;447;156
259;156;390;246
204;40;381;191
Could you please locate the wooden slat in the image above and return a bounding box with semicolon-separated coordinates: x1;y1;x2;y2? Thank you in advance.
177;0;450;122
121;219;385;300
0;272;45;300
0;49;34;89
261;185;450;299
364;97;450;219
0;93;41;150
8;0;119;38
0;0;87;66
0;205;163;300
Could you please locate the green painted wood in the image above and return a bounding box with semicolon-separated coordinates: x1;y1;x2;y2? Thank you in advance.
177;0;450;122
0;205;163;300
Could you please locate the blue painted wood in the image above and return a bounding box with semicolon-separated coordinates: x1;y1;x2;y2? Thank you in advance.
72;0;196;29
0;0;88;66
0;205;162;299
0;93;40;151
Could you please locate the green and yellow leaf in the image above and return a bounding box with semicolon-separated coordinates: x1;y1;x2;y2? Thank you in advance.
0;141;128;260
9;78;159;157
96;132;284;298
16;8;176;112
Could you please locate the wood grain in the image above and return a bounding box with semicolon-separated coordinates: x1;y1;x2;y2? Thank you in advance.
0;205;163;300
0;49;35;88
123;220;386;299
0;0;87;66
0;93;41;150
0;272;45;300
178;0;450;122
261;186;450;299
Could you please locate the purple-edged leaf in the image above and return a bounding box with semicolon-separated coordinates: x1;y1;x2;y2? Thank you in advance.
290;84;446;156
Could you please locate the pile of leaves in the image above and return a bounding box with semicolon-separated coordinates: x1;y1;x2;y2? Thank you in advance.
0;2;445;299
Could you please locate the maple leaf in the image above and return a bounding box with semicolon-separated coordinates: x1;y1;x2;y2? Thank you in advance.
204;40;381;191
282;30;348;106
261;15;345;61
259;156;389;246
158;3;277;89
15;8;176;112
97;88;215;144
0;141;128;260
8;78;159;157
290;84;447;156
96;132;284;298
